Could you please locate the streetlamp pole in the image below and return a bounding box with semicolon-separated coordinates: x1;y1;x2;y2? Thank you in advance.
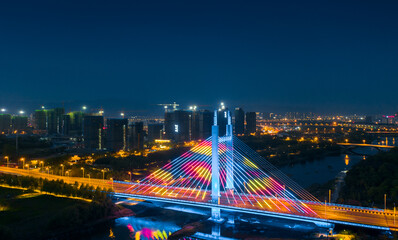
60;164;64;176
394;203;396;225
329;189;331;204
5;156;9;168
128;171;131;182
81;167;84;178
20;158;25;169
384;194;387;212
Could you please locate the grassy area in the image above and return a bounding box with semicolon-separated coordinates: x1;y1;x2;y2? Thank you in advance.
0;186;94;239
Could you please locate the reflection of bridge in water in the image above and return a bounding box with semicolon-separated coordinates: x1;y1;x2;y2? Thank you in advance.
1;111;397;235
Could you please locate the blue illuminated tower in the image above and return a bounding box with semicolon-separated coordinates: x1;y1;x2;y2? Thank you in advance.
225;111;234;190
211;110;221;219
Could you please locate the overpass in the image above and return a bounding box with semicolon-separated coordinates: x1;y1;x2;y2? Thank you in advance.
1;111;397;233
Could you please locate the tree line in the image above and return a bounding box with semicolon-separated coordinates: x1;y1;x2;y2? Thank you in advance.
0;173;113;201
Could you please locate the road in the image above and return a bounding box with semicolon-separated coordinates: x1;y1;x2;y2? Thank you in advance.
0;166;396;231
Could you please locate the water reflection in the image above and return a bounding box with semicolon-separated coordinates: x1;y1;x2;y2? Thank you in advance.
114;216;179;240
92;202;331;240
344;155;350;166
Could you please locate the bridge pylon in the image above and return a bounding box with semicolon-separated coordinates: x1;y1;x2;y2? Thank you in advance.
211;110;221;220
225;111;234;191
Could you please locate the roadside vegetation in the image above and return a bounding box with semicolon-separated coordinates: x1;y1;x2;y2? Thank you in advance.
0;174;121;240
340;148;398;208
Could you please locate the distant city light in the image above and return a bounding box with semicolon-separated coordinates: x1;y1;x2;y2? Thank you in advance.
99;110;104;115
0;108;5;112
19;110;25;114
220;102;225;110
121;112;125;117
82;106;87;110
41;106;45;109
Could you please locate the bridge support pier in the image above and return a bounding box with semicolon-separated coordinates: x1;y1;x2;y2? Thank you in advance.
212;223;221;237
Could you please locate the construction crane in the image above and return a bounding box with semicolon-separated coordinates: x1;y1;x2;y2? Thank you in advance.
158;102;179;112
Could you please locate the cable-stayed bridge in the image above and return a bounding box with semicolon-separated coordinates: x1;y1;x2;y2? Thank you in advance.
0;111;397;233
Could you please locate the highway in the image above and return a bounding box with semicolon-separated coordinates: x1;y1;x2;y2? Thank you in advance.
0;166;396;231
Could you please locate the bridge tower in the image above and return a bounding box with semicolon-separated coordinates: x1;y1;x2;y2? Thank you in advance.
225;111;234;191
211;110;221;220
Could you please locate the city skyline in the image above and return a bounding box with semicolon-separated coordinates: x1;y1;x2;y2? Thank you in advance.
1;1;398;114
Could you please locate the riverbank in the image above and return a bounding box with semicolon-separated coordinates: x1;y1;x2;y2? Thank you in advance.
340;147;398;208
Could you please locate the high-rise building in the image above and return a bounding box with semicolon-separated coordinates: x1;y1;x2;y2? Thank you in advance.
164;109;214;142
198;110;213;139
0;114;12;134
83;115;104;150
129;122;144;150
147;123;163;142
106;118;128;151
34;110;47;131
65;111;84;136
234;108;245;135
12;116;28;132
164;110;190;142
47;108;64;135
245;112;256;134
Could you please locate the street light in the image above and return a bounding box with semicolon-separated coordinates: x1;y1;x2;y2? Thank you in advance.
128;171;132;182
87;174;90;184
82;106;87;110
101;169;106;180
39;161;44;171
0;108;6;112
60;164;64;176
4;156;9;168
81;167;85;178
20;158;25;168
19;110;24;115
329;189;331;204
25;164;29;172
384;194;387;212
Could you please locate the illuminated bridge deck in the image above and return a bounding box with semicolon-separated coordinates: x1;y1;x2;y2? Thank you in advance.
0;167;396;232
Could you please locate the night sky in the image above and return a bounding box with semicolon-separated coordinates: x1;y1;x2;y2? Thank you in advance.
1;1;397;115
